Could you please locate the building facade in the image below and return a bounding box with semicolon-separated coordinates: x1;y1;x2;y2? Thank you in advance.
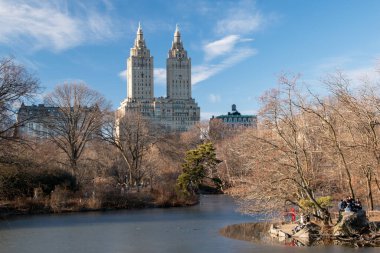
117;24;200;132
17;103;59;138
210;104;257;129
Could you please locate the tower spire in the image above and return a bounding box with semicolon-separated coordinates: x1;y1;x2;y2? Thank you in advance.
173;23;181;45
137;22;143;35
134;22;145;48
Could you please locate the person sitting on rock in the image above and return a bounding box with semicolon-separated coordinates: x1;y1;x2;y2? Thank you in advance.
354;198;362;211
338;199;347;211
345;201;352;212
348;196;355;205
337;199;346;223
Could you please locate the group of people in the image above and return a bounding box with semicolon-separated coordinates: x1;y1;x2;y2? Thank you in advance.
337;196;363;223
338;196;362;213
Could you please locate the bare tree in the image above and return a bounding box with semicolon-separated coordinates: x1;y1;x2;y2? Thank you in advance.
222;70;380;222
209;118;233;141
0;57;39;142
293;89;356;199
324;74;380;210
44;83;109;176
101;111;163;188
222;75;335;224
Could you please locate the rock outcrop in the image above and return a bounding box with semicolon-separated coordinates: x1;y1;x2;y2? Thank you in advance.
293;223;321;239
333;210;369;237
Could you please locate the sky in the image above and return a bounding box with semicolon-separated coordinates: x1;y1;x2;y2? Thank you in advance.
1;0;380;119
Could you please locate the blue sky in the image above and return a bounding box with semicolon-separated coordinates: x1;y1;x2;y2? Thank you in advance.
1;0;380;119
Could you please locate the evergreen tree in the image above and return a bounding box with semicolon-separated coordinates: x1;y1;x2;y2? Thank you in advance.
176;142;221;196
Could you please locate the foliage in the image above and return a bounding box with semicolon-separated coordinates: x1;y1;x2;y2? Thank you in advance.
176;142;221;196
0;166;76;200
299;196;333;213
211;177;223;190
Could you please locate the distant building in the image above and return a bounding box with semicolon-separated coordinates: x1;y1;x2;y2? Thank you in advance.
17;103;59;138
17;103;99;140
116;24;200;132
210;104;257;129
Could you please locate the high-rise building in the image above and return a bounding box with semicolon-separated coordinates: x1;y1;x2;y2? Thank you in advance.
127;23;154;100
117;24;200;132
167;25;191;100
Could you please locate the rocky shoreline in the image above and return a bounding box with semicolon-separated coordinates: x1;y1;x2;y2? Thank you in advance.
220;211;380;248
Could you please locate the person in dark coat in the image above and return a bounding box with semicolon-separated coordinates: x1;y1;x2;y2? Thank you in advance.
337;199;346;223
338;199;347;211
355;198;362;211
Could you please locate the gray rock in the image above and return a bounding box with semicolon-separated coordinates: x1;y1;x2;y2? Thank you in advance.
293;223;321;239
333;210;369;237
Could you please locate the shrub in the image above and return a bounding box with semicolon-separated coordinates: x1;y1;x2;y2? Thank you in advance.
0;166;76;200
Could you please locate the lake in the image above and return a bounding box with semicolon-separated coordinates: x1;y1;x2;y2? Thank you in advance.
0;195;377;253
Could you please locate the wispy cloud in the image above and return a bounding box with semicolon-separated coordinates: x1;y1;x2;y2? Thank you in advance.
0;0;117;52
204;35;240;61
196;34;255;83
192;0;265;85
315;56;353;71
344;66;379;83
193;47;257;84
204;35;253;61
215;0;263;35
209;93;221;103
313;56;380;85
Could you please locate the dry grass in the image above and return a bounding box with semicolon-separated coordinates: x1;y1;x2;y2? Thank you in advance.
368;211;380;222
0;185;198;217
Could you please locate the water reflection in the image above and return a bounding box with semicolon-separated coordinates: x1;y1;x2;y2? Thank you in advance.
219;222;310;247
0;195;378;253
220;222;379;251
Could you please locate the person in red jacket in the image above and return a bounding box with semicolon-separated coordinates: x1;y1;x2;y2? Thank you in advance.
290;207;296;222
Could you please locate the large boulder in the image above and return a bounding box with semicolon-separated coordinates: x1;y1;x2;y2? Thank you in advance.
293;222;321;239
333;210;369;237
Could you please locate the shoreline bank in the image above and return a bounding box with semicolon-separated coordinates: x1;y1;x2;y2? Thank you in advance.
0;192;199;219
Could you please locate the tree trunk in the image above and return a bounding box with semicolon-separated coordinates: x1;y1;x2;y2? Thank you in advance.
71;159;78;177
366;171;374;211
322;209;331;225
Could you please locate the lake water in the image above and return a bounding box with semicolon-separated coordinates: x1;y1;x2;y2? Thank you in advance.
0;195;377;253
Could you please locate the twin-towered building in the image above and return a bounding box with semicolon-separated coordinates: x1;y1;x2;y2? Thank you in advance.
17;24;260;138
117;24;200;132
